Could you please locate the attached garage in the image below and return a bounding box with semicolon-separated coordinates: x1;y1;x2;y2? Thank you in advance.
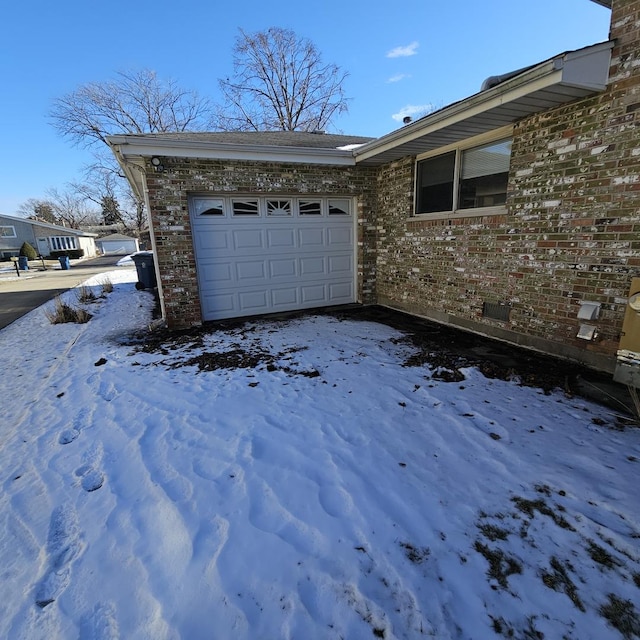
107;130;375;328
190;195;355;320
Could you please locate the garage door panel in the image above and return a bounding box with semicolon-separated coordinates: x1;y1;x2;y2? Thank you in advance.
238;290;269;312
329;281;353;299
327;227;352;246
301;284;327;303
298;228;325;248
202;292;236;315
269;258;297;278
201;262;233;284
267;228;296;248
271;287;298;306
233;229;265;250
195;230;231;257
300;256;326;276
236;260;267;281
328;254;352;274
191;196;355;321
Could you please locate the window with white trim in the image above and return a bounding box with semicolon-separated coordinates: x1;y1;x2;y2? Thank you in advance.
191;196;351;217
50;236;77;251
232;199;260;216
415;137;512;216
328;199;350;215
194;198;224;216
0;226;16;238
266;200;292;216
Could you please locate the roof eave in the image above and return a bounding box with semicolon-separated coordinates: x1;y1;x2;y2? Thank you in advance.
107;136;358;167
354;40;614;166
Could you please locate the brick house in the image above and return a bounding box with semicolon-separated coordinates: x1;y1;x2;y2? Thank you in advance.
109;0;640;384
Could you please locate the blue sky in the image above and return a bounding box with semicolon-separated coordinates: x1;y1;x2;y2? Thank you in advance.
0;0;610;215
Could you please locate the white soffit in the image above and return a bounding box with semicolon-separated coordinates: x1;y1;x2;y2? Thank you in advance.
354;41;614;166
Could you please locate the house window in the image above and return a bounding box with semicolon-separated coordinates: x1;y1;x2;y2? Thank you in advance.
50;236;77;251
416;152;455;214
0;226;16;238
416;137;511;215
459;139;511;209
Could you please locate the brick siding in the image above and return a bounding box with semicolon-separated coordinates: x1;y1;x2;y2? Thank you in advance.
145;159;376;329
373;0;640;372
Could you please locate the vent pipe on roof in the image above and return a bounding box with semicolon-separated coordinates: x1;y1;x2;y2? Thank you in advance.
480;64;536;91
311;130;326;134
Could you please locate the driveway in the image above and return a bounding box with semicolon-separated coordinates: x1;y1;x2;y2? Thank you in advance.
1;271;638;639
0;255;135;329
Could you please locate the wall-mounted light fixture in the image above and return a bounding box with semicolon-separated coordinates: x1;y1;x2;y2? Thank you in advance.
150;157;164;172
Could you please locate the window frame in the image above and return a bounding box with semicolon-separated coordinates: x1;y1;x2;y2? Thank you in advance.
413;126;513;220
190;195;352;218
50;236;78;251
0;226;17;238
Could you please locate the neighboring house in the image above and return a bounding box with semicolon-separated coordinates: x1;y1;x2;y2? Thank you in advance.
0;214;98;259
109;0;640;386
96;233;139;255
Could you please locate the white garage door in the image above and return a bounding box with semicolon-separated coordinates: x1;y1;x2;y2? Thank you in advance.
190;195;356;321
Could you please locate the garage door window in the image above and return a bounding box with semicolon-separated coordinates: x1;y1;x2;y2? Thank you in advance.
191;196;352;218
299;200;322;216
194;198;224;216
233;199;259;216
328;199;350;215
267;200;292;216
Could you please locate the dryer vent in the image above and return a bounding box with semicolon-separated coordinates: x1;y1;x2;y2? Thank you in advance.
482;301;511;322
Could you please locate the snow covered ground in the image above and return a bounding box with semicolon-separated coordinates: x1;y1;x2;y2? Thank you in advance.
1;269;639;640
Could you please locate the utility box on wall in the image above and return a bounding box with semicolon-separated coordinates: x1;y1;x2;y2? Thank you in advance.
614;277;640;388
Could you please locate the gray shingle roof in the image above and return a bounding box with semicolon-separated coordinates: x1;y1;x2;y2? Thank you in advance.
137;131;374;149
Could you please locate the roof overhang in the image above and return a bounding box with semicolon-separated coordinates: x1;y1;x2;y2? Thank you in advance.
107;136;360;199
590;0;611;7
354;40;614;166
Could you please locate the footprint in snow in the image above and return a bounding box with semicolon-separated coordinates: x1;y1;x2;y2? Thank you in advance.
80;601;120;640
35;506;83;608
75;465;105;492
59;429;79;445
98;380;118;402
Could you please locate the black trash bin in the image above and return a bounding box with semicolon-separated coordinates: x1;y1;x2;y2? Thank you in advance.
131;252;157;290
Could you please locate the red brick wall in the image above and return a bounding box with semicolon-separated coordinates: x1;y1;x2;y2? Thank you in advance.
373;0;640;372
145;158;376;329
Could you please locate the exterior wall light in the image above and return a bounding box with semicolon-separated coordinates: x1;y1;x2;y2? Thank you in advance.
150;157;164;172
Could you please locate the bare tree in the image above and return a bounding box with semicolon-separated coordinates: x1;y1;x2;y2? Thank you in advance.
216;27;349;132
17;199;58;224
73;159;147;233
50;70;211;232
45;187;99;229
50;69;212;148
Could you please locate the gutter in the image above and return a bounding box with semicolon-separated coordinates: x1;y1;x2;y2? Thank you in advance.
106;135;359;167
353;40;614;164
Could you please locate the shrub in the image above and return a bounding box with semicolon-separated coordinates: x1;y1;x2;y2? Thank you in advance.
45;297;92;324
100;277;114;295
50;249;84;259
19;242;37;259
77;285;97;304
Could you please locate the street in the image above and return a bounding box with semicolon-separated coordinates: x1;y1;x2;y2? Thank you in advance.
0;255;135;330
